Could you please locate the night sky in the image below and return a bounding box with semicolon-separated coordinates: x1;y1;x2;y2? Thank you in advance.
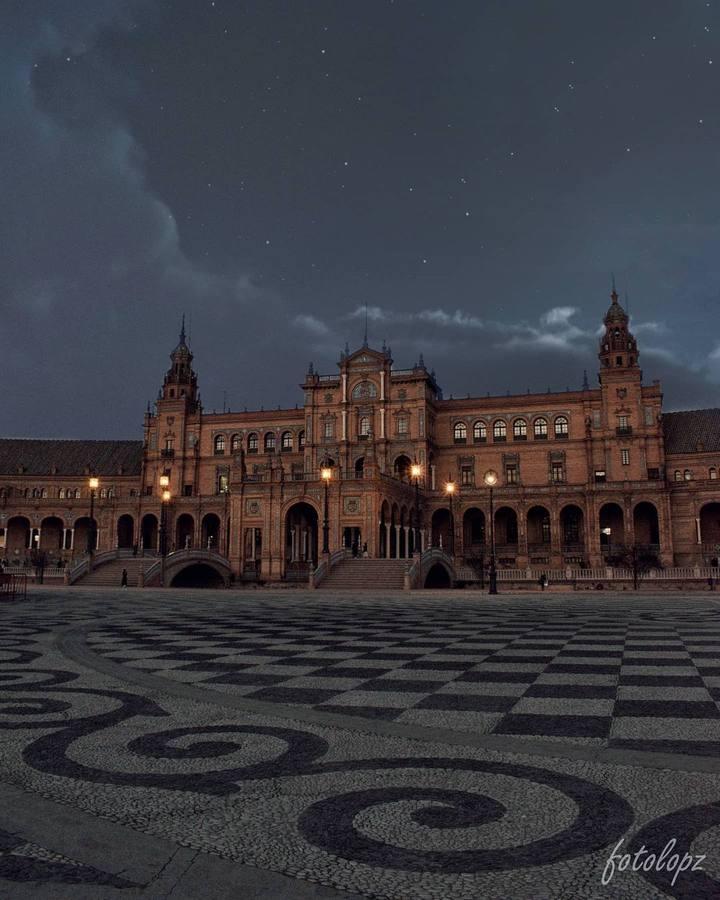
4;1;720;438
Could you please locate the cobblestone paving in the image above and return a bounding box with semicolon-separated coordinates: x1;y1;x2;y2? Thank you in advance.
1;588;720;898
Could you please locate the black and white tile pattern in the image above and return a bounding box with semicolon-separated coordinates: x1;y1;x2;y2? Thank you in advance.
88;600;720;757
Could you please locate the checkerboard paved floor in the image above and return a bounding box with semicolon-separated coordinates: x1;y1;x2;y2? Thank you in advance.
88;599;720;755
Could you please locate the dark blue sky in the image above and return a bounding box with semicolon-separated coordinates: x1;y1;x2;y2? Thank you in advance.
3;0;719;437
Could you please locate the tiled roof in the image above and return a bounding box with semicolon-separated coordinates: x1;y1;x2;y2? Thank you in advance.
0;440;143;476
663;409;720;455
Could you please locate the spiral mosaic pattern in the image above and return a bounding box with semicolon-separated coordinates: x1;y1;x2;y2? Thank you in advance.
0;593;719;898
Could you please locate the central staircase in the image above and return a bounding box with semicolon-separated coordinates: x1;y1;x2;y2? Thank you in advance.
317;558;408;590
75;556;156;587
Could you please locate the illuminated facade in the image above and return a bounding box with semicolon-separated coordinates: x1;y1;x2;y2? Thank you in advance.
1;291;719;582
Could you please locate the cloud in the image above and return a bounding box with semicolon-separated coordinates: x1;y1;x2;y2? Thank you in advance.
294;314;330;336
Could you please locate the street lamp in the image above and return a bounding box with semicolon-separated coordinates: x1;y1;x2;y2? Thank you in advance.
320;460;332;555
484;469;498;594
445;478;456;556
87;476;99;554
159;475;171;586
411;461;422;555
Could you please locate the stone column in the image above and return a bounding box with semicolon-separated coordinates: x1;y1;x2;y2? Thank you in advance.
394;524;401;559
385;523;391;559
404;526;410;559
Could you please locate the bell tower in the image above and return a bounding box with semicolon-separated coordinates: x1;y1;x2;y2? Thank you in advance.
161;316;198;410
598;286;640;379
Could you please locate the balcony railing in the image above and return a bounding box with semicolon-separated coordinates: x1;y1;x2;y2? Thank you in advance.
160;448;175;458
616;426;633;436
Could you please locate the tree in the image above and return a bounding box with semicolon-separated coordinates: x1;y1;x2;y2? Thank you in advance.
606;543;661;590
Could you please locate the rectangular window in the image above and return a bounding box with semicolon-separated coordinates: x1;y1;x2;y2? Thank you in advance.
621;449;630;466
594;470;606;484
551;462;565;483
144;485;153;496
461;465;473;486
217;473;229;494
505;464;519;484
397;416;409;435
324;420;334;439
183;484;193;497
647;468;660;480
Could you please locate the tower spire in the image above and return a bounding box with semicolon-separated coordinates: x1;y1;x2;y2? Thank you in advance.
179;313;186;345
610;273;618;304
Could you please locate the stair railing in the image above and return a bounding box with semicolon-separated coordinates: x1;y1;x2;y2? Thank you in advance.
309;548;349;588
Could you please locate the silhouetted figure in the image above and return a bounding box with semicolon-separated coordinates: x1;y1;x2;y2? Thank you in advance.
121;568;128;588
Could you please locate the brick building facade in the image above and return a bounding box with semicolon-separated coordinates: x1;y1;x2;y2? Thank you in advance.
1;290;719;581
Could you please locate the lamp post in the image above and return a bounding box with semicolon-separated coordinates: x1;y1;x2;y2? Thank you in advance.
445;478;456;557
320;459;332;555
87;476;99;555
484;469;498;594
159;475;170;586
411;461;422;555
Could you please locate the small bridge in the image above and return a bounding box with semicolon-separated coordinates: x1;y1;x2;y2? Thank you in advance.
142;549;233;588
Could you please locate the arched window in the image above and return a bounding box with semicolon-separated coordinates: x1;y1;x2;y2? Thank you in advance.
75;489;81;499
359;416;371;438
41;488;48;498
281;431;292;451
710;467;718;480
684;469;692;481
247;433;258;454
351;380;378;400
230;434;241;452
59;488;66;499
298;430;306;450
512;419;527;440
473;420;487;442
554;416;569;438
264;431;276;452
534;417;548;439
493;420;507;441
674;470;682;481
453;422;467;443
100;488;107;499
214;434;226;455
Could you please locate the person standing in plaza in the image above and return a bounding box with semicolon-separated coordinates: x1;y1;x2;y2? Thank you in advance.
121;568;128;588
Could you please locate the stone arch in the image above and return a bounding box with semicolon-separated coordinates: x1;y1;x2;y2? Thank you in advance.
424;562;452;588
39;516;64;553
285;501;319;570
169;563;227;589
527;505;551;547
700;502;720;560
431;508;452;552
463;507;485;555
379;500;391;558
393;454;412;480
201;514;221;551
117;514;134;549
495;506;518;545
633;501;660;547
560;504;584;547
141;514;158;552
74;516;97;553
390;503;400;557
599;502;624;551
175;513;194;551
6;516;31;555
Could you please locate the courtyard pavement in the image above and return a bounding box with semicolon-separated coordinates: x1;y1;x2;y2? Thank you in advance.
1;587;720;898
